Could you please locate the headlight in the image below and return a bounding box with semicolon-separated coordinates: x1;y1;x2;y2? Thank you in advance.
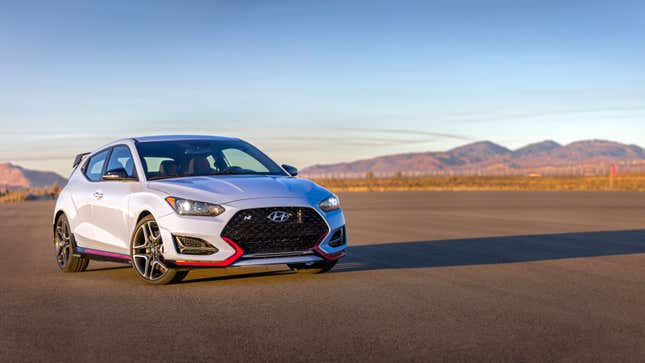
165;197;225;216
319;195;340;212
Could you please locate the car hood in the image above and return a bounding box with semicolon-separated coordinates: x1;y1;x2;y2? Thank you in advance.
147;175;329;204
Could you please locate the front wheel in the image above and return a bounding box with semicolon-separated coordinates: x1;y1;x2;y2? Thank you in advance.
288;260;338;274
131;215;188;285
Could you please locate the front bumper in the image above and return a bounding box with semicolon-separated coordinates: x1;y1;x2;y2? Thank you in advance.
156;197;347;268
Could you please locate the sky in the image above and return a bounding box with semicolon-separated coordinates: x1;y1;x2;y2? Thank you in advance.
1;0;644;176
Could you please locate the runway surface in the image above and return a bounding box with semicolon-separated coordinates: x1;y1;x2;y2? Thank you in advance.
2;192;645;362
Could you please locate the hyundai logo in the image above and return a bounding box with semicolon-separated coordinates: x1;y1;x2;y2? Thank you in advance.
267;211;290;222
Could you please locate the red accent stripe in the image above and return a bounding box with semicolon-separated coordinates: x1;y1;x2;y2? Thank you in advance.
313;232;346;260
82;248;131;260
175;237;244;267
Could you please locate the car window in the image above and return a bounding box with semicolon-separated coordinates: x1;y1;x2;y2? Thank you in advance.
222;148;269;173
135;140;287;179
106;145;136;178
206;155;221;172
143;157;175;173
84;149;110;182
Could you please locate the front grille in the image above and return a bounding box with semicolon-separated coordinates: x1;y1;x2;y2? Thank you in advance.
221;207;329;255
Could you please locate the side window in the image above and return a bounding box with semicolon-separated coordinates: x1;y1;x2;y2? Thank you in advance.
84;150;110;182
222;148;269;173
106;146;136;178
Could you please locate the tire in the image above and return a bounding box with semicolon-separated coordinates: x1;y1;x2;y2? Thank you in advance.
54;214;89;272
288;260;338;274
130;215;187;285
171;270;189;283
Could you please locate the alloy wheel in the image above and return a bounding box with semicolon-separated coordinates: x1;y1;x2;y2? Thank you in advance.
132;220;169;281
54;217;71;268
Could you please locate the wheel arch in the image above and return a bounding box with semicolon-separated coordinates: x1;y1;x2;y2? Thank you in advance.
53;210;66;234
136;210;153;223
127;190;174;236
128;209;158;245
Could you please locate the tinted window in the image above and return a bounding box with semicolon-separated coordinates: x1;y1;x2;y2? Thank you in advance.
106;146;136;178
142;157;174;174
222;148;269;173
84;149;110;182
135;139;287;180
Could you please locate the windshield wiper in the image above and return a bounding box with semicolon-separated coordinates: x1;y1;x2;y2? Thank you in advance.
149;172;270;180
148;176;180;181
219;170;252;175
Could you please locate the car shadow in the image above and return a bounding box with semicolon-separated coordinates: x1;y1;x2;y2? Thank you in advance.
334;229;645;272
98;229;644;284
180;269;294;284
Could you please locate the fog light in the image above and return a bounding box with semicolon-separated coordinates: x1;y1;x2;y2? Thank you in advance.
174;236;219;255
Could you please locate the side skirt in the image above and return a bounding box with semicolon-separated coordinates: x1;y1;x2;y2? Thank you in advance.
75;246;132;264
67;233;131;264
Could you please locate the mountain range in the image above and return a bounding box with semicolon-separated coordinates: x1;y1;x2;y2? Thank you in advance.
301;140;645;177
0;163;67;189
3;139;645;186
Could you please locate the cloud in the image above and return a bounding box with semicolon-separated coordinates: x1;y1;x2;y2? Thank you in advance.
255;136;436;153
1;155;75;162
455;105;645;123
0;132;112;140
340;128;473;141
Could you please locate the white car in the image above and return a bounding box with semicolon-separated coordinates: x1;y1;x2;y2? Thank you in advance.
53;135;347;284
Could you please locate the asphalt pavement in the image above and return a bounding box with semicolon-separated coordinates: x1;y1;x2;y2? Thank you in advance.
2;192;645;362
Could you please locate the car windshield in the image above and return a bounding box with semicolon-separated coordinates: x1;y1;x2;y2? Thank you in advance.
135;139;288;180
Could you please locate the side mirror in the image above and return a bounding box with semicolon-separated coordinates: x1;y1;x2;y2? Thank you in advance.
282;164;298;177
103;168;135;181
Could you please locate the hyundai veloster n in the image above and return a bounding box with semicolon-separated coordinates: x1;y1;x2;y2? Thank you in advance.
53;135;347;284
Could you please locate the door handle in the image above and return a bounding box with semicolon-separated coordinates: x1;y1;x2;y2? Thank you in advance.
93;192;103;199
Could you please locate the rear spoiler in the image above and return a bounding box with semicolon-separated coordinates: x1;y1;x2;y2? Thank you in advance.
73;152;91;168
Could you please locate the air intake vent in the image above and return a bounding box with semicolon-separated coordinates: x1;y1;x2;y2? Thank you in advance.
174;236;219;255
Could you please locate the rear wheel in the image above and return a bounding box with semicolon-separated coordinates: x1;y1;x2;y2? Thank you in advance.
131;215;187;285
288;260;338;274
54;214;89;272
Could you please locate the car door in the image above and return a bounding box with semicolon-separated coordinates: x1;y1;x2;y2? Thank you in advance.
91;145;141;254
70;148;111;249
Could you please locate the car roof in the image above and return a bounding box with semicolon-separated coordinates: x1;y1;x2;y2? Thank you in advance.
132;135;241;143
88;135;244;157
